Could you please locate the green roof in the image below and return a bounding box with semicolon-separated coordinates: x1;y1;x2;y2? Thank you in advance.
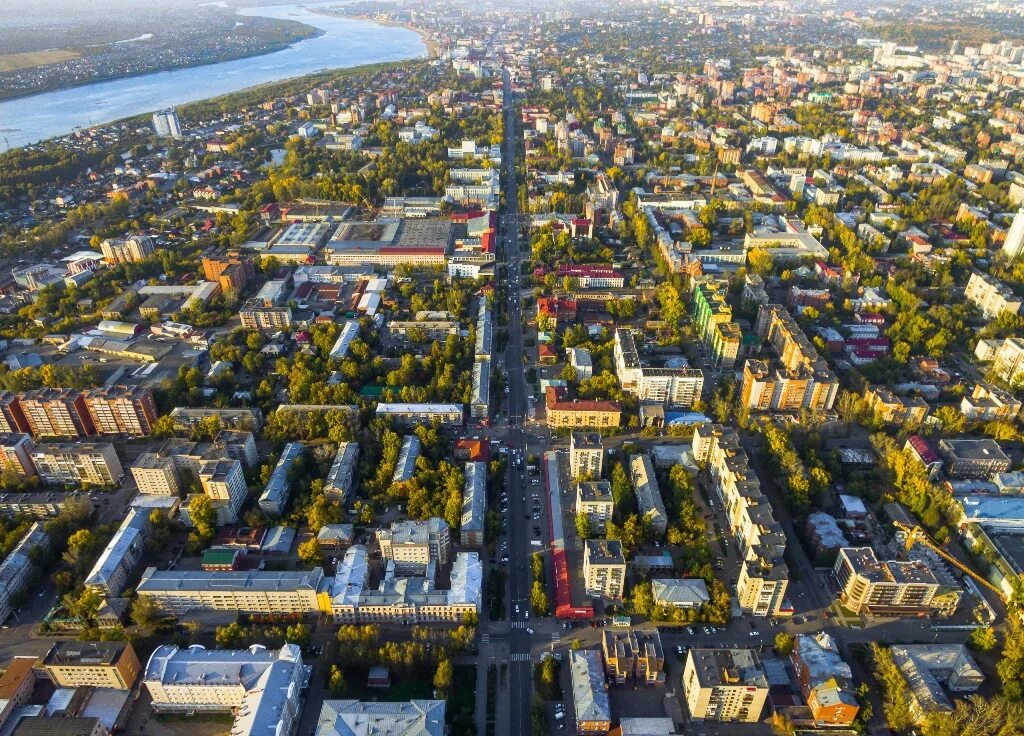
359;385;386;397
202;548;240;565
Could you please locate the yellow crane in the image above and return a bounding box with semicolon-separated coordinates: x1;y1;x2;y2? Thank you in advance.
893;521;1008;605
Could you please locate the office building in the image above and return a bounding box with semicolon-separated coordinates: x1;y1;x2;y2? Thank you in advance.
570;649;612;735
131;454;180;496
583;539;626;600
833;547;940;615
890;645;983;724
85;509;149;597
99;235;154;265
42;641;142;689
1003;209;1024;259
375;403;464;427
960;382;1022;421
937;438;1012;478
791;634;860;726
152;109;182;138
576;481;614;533
324;442;359;503
145;643;304;732
315;700;445;736
629;454;668;535
601;628;665;684
30;442;123;487
136;566;326;617
259;442;304;515
964;271;1022;319
377;518;451;572
0;523;48;623
461;462;486;546
683;649;769;723
569;431;603;480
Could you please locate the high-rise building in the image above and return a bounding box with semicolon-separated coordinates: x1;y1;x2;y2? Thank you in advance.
0;433;35;478
583;539;626;599
1003;209;1024;259
30;442;124;486
83;386;158;436
99;235;154;264
18;388;94;438
152;109;182;138
833;547;940;615
569;431;604;480
683;649;769;723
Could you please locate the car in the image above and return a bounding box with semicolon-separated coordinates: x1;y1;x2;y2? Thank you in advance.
749;631;759;637
525;611;529;619
554;711;564;720
555;705;565;712
702;626;710;635
675;646;684;655
687;627;695;635
527;628;534;635
515;604;520;614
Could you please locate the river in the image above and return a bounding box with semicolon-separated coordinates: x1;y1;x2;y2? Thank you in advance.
0;2;426;152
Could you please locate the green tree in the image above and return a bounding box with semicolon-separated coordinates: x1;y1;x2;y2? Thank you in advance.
130;596;163;634
575;513;592;540
328;665;346;697
774;632;795;656
531;580;550;616
297;537;323;568
433;658;454;694
968;625;998;653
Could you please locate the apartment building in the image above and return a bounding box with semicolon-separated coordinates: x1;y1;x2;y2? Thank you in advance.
239;303;293;331
569;431;603;480
42;641;142;689
683;649;769;723
690;281;741;369
324;442;359;503
613;329;704;408
259;442;304;516
0;433;35;478
583;539;626;600
570;649;612;735
316;700;445;736
601;629;665;684
392;435;421;484
83;385;158;436
471;358;490;420
833;547;940;615
992;336;1024;385
461;462;487;546
890;645;984;724
197;458;248;525
85;508;149;597
692;424;790;617
576;481;614;533
375;403;465;427
0;393;28;435
0;523;48;623
628;454;668;535
136;566;326;617
378;518;451;572
792;634;860;726
201;249;255;294
965;271;1022;319
960;382;1022;421
865;385;930;424
937;438;1012;479
131;453;180;495
545;387;621;429
30;442;123;486
100;235;154;264
18;388;94;438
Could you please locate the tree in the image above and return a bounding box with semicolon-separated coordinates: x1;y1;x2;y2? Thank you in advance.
774;632;795;656
188;494;216;542
285;623;311;649
328;665;346;697
748;248;774;277
629;580;654;617
575;513;592;540
968;625;998;653
433;658;454;694
130;596;163;634
531;580;550;616
297;537;323;567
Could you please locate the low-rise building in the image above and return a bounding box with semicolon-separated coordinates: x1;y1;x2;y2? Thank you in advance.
601;628;665;685
324;442;359;503
461;462;486;546
0;523;48;623
960;383;1022;421
392;435;421;485
833;547;940;615
629;454;668;535
545;387;621;429
583;539;626;600
890;644;983;724
471;359;490;420
937;438;1012;479
84;509;149;597
791;634;860;726
571;649;612;735
259;442;304;516
683;649;769;723
378;518;451;573
42;641;142;689
651;578;710;610
375;403;464;427
315;700;445;736
569;432;603;480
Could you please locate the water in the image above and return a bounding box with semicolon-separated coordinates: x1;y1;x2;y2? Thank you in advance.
0;2;426;151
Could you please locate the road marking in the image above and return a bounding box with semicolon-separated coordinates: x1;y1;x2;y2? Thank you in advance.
481;633;491;644
509;653;531;662
551;633;560;642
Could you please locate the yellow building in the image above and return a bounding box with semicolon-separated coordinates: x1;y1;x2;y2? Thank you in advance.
42;641;142;689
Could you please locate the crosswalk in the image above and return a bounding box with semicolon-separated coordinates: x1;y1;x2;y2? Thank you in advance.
509;653;532;662
551;633;561;643
510;621;530;629
481;633;491;645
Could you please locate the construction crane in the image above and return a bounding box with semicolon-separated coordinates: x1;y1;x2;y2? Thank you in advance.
893;521;1008;605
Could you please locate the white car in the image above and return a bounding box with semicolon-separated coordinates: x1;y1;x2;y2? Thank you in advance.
515;604;520;614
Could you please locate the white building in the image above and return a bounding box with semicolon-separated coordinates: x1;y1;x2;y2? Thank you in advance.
85;508;149;597
315;700;445;736
259;442;304;516
1003;209;1024;259
136;567;326;617
461;462;487;546
0;523;48;623
152;109;182;138
377;518;451;573
324;443;359;503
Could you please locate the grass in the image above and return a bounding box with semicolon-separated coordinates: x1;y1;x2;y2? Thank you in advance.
345;672;434;703
447;665;477;736
0;50;81;72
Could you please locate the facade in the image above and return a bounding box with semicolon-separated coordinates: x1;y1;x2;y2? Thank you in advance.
833;547;940;615
131;453;180;496
198;458;248;525
100;235;154;264
460;462;487;546
83;386;158;436
545;388;621;429
601;628;665;684
583;539;626;600
0;433;35;478
576;481;614;533
993;337;1024;385
683;649;769;723
960;382;1022;421
136;566;326;617
690;282;741;369
628;454;668;535
30;442;123;486
613;329;704;407
938;438;1012;478
890;645;984;724
378;518;451;572
239;303;293;331
84;509;149;597
0;523;48;623
471;359;490;420
42;641;142;689
569;431;603;480
865;385;930;424
18;388;93;438
315;700;445;736
964;271;1022;319
1003;209;1024;259
570;649;612;735
375;403;464;427
324;442;359;503
791;634;860;726
259;442;304;515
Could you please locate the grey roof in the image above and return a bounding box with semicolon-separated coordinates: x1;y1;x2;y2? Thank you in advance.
629;454;668;530
84;508;148;594
461;462;487;535
651;578;710;607
315;700;446;736
137;567;324;595
144;643;288;688
392;435;421;484
330;546;369;608
571;649;610;724
259;442;304;513
890;644;983;713
325;442;359;502
0;523;48;596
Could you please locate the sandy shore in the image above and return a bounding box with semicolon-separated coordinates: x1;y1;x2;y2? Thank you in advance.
312;10;440;58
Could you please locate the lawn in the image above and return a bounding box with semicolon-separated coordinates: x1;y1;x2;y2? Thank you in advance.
448;664;478;736
345;671;435;702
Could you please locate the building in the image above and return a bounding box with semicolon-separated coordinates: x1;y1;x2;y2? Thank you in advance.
651;578;710;609
324;442;359;503
84;509;149;597
197;458;248;525
960;383;1022;421
570;649;612;735
791;634;860;726
1003;209;1024;259
18;388;93;438
136;566;326;617
152;109;182;138
378;518;451;572
613;329;704;408
0;433;35;478
833;547;940;615
629;454;668;535
42;641;142;689
315;700;445;736
239;302;293;331
131;454;180;496
569;432;603;480
10;717;109;736
30;442;123;486
569;347;594;380
576;481;614;533
601;628;665;684
0;523;48;623
865;385;930;424
993;337;1024;385
375;404;464;427
259;442;304;515
0;656;37;730
964;271;1022;319
937;438;1012;479
471;359;490;420
83;386;158;437
890;645;983;724
583;539;626;600
683;649;769;723
545;387;621;429
690;282;741;369
99;235;154;264
392;435;421;484
460;462;486;546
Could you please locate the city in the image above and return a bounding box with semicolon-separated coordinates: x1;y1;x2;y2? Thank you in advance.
0;1;1023;736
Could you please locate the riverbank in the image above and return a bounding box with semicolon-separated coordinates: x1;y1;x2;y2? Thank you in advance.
314;10;440;58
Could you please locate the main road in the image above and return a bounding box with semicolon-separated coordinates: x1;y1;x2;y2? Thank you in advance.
498;68;536;736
